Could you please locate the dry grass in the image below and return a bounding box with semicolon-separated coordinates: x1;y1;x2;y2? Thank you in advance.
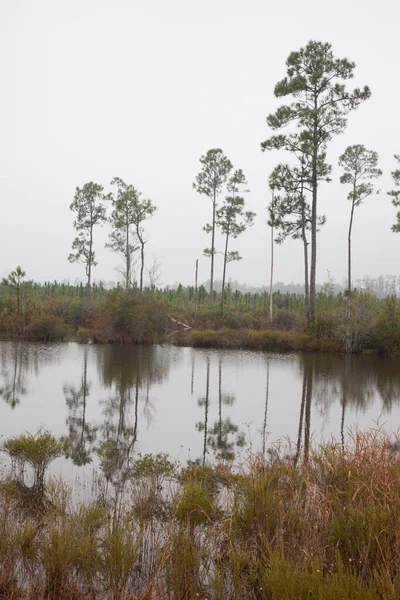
1;430;400;598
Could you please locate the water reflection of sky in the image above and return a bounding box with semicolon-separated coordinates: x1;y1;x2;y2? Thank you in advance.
1;341;400;480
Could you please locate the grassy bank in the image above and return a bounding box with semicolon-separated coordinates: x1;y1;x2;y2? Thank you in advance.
174;328;338;352
1;429;400;598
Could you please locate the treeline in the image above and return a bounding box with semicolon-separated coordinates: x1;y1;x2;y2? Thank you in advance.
1;274;400;353
189;274;400;298
0;273;169;344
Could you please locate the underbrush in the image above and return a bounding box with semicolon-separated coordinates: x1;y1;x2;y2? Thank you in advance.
0;290;170;344
1;429;400;598
175;328;338;352
1;282;400;353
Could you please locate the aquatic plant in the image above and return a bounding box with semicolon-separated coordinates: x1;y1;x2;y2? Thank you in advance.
0;431;400;597
1;429;67;493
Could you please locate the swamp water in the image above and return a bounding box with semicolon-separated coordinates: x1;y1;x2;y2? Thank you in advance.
0;341;399;482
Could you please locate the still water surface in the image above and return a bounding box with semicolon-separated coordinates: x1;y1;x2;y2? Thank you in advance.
0;341;399;477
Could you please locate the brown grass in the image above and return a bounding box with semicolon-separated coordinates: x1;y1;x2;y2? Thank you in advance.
1;430;400;598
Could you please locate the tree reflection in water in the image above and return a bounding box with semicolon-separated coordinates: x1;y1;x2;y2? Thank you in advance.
310;354;377;420
63;350;97;466
190;351;195;397
0;342;61;409
294;367;307;466
195;355;210;466
0;343;27;408
195;354;245;465
2;342;400;475
292;358;313;466
96;345;171;488
294;353;400;461
261;359;270;456
208;356;245;460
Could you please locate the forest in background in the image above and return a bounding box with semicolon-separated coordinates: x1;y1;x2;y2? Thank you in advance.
0;273;399;354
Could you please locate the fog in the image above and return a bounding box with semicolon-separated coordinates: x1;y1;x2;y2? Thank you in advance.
1;0;398;288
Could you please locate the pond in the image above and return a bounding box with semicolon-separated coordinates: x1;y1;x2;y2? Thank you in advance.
0;341;399;480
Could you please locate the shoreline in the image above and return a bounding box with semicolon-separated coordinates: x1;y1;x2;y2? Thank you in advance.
0;328;394;355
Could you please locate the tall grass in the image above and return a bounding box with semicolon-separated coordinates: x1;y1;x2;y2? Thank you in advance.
2;430;400;598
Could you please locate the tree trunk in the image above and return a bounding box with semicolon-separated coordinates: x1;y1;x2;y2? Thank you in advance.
194;259;199;318
139;240;146;294
87;221;93;298
345;192;356;352
309;94;319;323
126;221;130;289
302;235;310;327
348;193;356;293
218;358;222;439
209;190;216;318
300;177;310;326
269;222;274;323
22;284;26;337
220;227;230;316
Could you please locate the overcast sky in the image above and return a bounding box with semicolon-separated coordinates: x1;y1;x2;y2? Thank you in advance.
0;0;399;289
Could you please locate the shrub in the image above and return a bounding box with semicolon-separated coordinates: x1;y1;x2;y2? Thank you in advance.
174;479;218;525
25;314;69;341
76;326;92;343
92;291;170;343
2;430;67;491
371;295;400;353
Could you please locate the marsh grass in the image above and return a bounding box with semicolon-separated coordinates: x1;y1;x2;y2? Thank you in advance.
2;429;400;597
176;328;338;352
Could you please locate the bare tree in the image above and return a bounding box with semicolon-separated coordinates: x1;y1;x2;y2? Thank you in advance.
146;255;162;292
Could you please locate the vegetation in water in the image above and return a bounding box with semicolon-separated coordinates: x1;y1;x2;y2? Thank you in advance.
1;428;400;598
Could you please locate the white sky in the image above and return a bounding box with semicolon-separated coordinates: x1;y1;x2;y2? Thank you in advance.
0;0;399;288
